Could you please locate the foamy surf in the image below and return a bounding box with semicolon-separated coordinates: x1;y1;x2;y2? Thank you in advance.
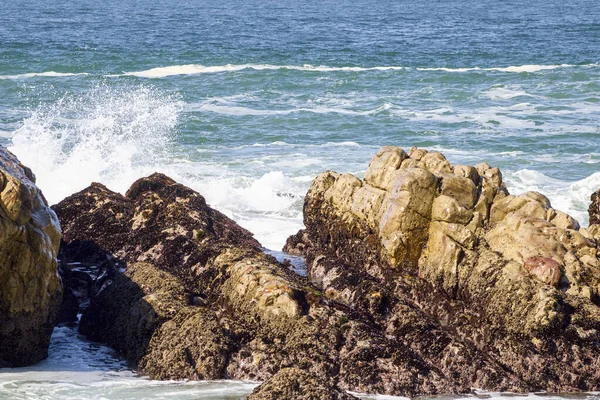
110;63;600;78
9;83;182;205
115;64;408;78
0;72;88;80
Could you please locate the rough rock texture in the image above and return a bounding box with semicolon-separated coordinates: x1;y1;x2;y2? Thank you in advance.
590;189;600;226
248;368;358;400
55;174;361;396
285;146;600;394
0;146;62;367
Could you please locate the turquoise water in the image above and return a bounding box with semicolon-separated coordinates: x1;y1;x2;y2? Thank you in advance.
1;0;599;397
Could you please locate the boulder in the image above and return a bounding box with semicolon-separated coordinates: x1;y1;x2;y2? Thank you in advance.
0;146;62;367
286;146;600;393
247;368;358;400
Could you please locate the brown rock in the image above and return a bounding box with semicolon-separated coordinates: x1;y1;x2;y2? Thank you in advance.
590;189;600;226
288;145;600;394
248;368;358;400
0;146;62;367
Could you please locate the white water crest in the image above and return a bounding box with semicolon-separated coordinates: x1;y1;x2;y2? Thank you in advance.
9;83;183;204
110;63;599;79
417;63;596;73
115;64;407;78
0;72;88;80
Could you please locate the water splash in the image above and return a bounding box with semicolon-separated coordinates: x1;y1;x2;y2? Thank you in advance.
9;83;183;204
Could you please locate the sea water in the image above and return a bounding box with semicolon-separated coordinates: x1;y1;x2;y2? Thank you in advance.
0;0;599;397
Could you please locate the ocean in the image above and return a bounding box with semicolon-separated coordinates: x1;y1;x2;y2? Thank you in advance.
0;0;599;398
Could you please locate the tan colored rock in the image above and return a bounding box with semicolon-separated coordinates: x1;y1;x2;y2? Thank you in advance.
291;146;600;393
364;146;408;190
431;195;473;224
0;146;62;367
378;167;437;267
438;173;478;209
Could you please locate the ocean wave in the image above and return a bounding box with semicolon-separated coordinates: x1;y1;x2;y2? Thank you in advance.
119;63;598;78
8;83;182;204
115;64;407;78
417;63;597;73
190;102;388;116
0;71;88;80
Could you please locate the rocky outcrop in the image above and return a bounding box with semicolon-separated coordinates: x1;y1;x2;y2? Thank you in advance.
590;188;600;226
53;174;360;397
248;368;358;400
54;161;600;396
285;146;600;393
0;147;62;367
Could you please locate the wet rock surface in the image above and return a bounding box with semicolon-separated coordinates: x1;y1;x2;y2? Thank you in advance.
54;174;357;396
285;145;600;394
247;368;358;400
0;146;62;367
54;154;600;397
590;188;600;226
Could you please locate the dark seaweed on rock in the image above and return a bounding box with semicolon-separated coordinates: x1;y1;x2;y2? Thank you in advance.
54;150;600;397
285;145;600;394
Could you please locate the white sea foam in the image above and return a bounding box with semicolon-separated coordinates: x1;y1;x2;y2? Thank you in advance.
0;71;88;80
116;64;407;78
417;64;589;73
485;86;541;100
9;83;183;204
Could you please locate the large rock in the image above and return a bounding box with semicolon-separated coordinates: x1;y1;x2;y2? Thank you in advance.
285;146;600;393
54;174;406;397
247;368;358;400
0;146;62;367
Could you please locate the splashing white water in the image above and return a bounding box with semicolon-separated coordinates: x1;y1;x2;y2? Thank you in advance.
9;84;182;204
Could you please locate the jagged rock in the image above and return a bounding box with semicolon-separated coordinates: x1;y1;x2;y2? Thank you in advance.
285;146;600;393
247;368;358;400
0;146;62;367
591;189;600;226
60;174;476;397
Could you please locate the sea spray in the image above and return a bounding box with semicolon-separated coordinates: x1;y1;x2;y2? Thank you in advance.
9;83;182;205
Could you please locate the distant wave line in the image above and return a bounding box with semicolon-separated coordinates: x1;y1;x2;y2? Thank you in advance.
2;64;598;80
116;63;599;78
0;72;89;80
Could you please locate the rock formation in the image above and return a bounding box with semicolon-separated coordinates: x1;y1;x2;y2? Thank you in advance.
55;152;600;396
0;146;62;367
285;145;600;393
247;368;358;400
590;188;600;226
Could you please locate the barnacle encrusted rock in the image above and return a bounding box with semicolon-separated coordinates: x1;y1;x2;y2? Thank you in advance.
0;146;62;367
286;145;600;393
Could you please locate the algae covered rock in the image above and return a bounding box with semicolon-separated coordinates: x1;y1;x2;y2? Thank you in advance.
248;368;358;400
0;146;62;367
55;163;600;396
287;145;600;393
591;188;600;226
